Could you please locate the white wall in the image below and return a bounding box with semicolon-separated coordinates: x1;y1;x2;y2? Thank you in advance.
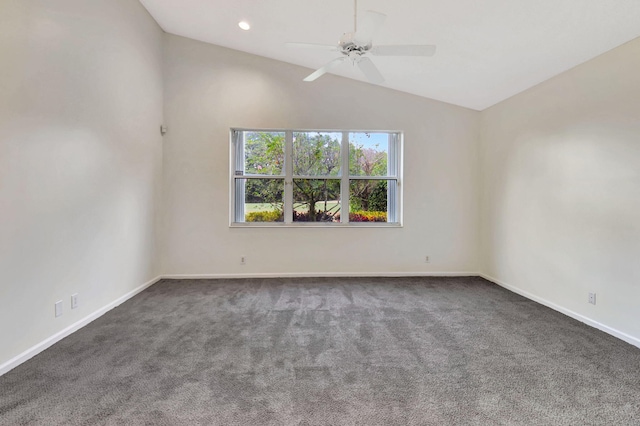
161;34;480;277
0;0;164;367
7;0;635;374
480;38;640;344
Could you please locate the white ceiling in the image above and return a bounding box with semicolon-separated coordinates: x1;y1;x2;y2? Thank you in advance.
139;0;640;110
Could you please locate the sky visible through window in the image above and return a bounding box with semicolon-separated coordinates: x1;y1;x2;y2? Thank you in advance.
301;132;388;150
350;132;388;152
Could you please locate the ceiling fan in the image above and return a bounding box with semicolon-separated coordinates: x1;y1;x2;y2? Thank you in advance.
286;0;436;84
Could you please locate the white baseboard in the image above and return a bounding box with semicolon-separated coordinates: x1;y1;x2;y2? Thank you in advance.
162;271;479;279
479;273;640;349
0;275;162;377
5;272;636;377
0;271;474;376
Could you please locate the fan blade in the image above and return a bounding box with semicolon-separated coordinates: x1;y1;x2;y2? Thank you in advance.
303;57;346;82
357;57;384;84
285;42;338;52
371;44;437;57
354;11;386;46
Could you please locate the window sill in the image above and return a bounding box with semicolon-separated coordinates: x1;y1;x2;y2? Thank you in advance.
229;222;402;228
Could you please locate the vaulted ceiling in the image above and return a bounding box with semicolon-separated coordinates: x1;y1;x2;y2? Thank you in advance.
139;0;640;110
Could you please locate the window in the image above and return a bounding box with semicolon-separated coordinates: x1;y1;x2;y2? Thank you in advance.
231;129;402;226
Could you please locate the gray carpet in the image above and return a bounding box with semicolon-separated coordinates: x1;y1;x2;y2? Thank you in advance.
1;277;639;425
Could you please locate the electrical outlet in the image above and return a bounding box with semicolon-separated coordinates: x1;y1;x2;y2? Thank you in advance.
71;293;79;309
425;255;430;263
588;292;596;305
240;255;246;265
55;300;63;318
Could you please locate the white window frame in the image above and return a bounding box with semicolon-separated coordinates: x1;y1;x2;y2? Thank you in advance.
230;128;403;227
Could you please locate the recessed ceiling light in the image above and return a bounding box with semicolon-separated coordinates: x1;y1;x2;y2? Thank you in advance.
238;21;250;31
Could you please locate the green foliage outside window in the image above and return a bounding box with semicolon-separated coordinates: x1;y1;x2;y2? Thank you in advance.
240;131;392;223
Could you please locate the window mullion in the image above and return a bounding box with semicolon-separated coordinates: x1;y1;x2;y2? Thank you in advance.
292;175;340;180
341;131;350;224
388;133;398;223
241;175;286;179
234;130;245;222
284;131;293;223
388;133;398;177
348;176;392;180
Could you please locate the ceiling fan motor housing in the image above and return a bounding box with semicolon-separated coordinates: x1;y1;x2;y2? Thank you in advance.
339;32;371;56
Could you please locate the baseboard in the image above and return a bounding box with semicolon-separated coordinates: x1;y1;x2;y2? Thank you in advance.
0;275;162;377
162;271;480;279
479;273;640;349
6;272;635;377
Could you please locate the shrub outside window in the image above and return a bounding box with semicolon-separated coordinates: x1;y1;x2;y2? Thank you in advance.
231;129;402;226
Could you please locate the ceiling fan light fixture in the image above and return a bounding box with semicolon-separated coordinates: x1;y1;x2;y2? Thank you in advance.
238;21;251;31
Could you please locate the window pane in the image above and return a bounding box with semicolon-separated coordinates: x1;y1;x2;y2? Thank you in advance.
233;128;400;225
349;132;390;177
293;132;341;176
243;132;285;176
293;179;341;222
238;178;284;222
349;179;391;222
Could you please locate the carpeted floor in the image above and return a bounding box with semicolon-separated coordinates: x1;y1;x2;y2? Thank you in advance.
1;276;639;425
